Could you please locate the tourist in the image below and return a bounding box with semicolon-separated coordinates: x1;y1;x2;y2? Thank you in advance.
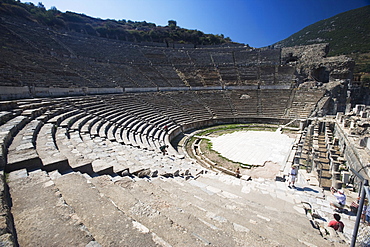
330;188;346;212
362;199;370;226
288;165;297;188
160;145;168;155
350;197;360;214
328;213;344;232
163;125;168;132
235;167;241;178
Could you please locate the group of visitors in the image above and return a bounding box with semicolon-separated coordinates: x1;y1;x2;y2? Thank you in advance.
158;142;370;230
327;197;370;233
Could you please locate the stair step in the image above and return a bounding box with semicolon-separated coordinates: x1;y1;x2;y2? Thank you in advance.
152;176;329;246
8;170;94;246
53;172;159;246
90;175;199;246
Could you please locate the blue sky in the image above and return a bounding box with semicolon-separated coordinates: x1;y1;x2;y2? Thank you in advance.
23;0;370;48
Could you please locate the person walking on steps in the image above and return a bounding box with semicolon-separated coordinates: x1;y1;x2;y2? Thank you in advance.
288;165;297;188
160;145;168;155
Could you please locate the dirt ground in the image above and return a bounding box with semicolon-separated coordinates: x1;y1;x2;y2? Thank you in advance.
241;161;281;179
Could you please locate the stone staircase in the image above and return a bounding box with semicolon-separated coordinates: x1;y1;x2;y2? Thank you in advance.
7;167;352;246
315;134;332;190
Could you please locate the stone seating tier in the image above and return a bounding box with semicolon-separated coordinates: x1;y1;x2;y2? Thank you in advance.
141;48;169;64
234;50;259;65
0;88;356;246
187;50;213;65
6;120;43;172
36;123;69;172
238;67;259;82
7;167;339;246
58;109;83;128
153;65;185;87
56;127;93;173
211;52;235;65
0;116;29;167
287;89;325;119
1;15;303;89
0;111;14;125
0;87;324;175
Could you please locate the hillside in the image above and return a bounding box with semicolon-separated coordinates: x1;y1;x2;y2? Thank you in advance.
0;0;233;46
274;5;370;56
274;5;370;78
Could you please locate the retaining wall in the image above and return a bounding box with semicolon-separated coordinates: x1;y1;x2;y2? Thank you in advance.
1;84;298;101
0;86;124;100
169;117;290;143
334;122;370;181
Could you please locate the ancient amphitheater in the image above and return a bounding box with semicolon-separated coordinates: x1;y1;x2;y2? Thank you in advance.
0;14;370;247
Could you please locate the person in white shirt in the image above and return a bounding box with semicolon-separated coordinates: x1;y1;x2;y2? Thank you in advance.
330;188;346;211
288;165;297;188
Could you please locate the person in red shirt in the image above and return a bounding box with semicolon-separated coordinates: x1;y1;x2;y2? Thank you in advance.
328;213;344;232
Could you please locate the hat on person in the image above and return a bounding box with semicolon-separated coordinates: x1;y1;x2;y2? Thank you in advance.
338;189;344;194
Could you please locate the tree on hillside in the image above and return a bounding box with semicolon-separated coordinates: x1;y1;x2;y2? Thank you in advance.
1;0;233;45
168;20;177;29
37;2;45;9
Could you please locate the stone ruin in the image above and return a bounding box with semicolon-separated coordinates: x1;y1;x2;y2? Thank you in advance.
0;13;369;246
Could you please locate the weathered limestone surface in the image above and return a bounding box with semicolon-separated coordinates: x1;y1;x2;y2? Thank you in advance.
36;123;69;171
0;172;15;247
90;175;197;247
8;170;94;247
6;120;42;172
281;44;354;82
88;173;332;247
53;172;159;247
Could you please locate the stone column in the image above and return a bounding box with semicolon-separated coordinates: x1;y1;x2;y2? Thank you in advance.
299;120;305;131
332;98;338;114
350;120;356;129
297;143;303;154
336;112;343;123
345;103;352;115
294;155;300;165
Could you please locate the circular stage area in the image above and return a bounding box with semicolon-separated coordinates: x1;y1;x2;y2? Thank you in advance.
210;130;295;167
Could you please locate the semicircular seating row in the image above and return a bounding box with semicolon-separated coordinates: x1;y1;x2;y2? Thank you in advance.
0;96;200;179
0;89;324;178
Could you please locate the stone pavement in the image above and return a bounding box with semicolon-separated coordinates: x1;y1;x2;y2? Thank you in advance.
210;130;295;166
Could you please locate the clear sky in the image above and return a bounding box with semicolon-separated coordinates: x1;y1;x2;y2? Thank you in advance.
22;0;370;48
